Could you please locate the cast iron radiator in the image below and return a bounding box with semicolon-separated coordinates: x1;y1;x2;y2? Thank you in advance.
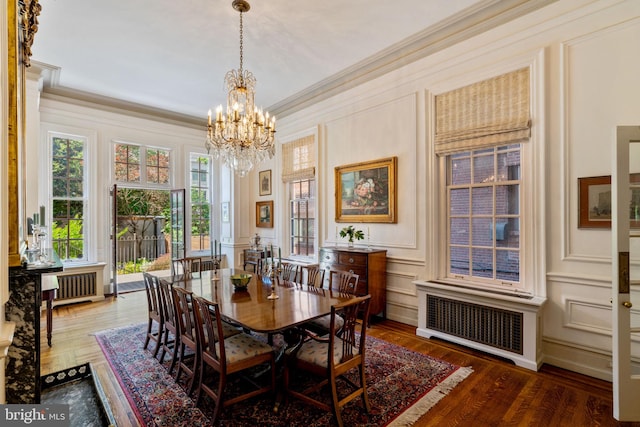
426;294;523;354
56;272;97;301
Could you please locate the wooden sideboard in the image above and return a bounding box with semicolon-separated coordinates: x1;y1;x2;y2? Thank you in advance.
243;248;272;272
319;247;387;320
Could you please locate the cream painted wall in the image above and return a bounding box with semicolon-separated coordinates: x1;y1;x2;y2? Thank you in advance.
273;0;640;380
21;0;640;381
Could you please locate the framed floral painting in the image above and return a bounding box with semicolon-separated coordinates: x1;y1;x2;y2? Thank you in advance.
335;157;397;223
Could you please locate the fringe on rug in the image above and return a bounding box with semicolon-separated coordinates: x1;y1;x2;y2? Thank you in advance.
387;366;474;426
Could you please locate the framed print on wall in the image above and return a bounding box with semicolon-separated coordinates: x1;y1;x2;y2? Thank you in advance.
256;200;273;228
259;169;272;196
335;156;397;223
578;174;640;229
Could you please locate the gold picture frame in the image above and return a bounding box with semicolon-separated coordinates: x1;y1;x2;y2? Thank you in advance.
256;200;273;228
335;156;397;223
259;169;272;196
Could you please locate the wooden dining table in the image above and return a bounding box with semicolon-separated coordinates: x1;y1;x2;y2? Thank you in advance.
158;268;353;334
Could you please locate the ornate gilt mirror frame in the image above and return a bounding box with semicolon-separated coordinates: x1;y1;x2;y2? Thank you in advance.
7;0;40;266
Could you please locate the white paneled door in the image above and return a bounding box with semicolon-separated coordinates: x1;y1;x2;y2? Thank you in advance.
612;126;640;421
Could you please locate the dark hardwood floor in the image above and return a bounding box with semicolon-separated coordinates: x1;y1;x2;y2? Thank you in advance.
40;290;639;426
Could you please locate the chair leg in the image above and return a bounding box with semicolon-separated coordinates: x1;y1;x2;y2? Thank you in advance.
143;319;153;349
329;374;343;427
166;333;179;375
359;364;370;412
152;322;163;359
210;376;226;425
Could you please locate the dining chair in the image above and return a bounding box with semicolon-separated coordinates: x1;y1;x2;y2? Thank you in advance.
304;270;360;335
329;270;360;295
142;272;163;358
192;295;276;423
303;264;325;288
279;262;299;285
173;286;200;396
283;294;372;427
158;278;180;375
173;256;201;278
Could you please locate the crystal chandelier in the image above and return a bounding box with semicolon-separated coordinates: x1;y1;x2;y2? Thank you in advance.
206;0;276;177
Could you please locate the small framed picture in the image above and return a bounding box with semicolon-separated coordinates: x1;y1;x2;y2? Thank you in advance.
259;169;272;196
578;174;640;229
221;201;230;223
578;176;611;229
256;200;273;228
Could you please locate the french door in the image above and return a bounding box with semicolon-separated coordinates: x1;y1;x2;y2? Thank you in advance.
612;125;640;420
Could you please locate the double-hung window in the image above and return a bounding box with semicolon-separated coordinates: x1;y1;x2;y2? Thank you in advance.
51;134;87;262
447;145;521;286
189;153;212;252
436;68;531;294
282;134;316;258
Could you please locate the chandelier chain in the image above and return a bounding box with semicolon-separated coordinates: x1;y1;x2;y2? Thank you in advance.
238;9;243;75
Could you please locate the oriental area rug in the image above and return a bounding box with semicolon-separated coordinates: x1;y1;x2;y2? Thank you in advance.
95;323;472;426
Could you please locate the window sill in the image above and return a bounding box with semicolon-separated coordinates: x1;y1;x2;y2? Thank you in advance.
414;279;546;307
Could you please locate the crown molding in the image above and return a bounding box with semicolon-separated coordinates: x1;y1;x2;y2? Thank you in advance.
270;0;557;118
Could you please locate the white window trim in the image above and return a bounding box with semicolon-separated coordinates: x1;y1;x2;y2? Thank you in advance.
279;126;320;262
42;126;97;265
430;55;546;299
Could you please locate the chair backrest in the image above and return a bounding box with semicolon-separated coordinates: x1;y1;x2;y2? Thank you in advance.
173;286;196;343
192;296;226;370
304;264;325;288
280;263;299;283
173;257;200;278
328;270;360;295
158;278;177;330
143;272;162;317
329;295;371;367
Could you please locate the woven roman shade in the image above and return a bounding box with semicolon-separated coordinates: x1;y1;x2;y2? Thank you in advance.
282;135;315;182
434;67;531;155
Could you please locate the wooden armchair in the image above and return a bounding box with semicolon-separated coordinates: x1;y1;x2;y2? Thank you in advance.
284;295;372;427
192;295;276;423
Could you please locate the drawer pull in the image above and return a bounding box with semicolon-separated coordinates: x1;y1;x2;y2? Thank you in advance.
349;269;354;274
348;258;354;264
325;255;330;260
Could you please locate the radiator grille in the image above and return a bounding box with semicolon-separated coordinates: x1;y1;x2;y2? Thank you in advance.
56;272;97;300
426;294;523;354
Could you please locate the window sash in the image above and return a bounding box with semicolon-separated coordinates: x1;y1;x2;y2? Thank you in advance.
446;145;522;288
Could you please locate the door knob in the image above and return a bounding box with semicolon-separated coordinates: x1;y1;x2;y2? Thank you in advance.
622;301;633;308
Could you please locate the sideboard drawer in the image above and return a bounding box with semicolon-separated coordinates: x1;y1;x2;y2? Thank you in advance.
319;247;387;320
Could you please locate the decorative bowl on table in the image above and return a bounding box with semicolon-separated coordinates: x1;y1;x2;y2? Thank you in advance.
230;274;252;291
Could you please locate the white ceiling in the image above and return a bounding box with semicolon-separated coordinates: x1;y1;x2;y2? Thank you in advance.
30;0;550;121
